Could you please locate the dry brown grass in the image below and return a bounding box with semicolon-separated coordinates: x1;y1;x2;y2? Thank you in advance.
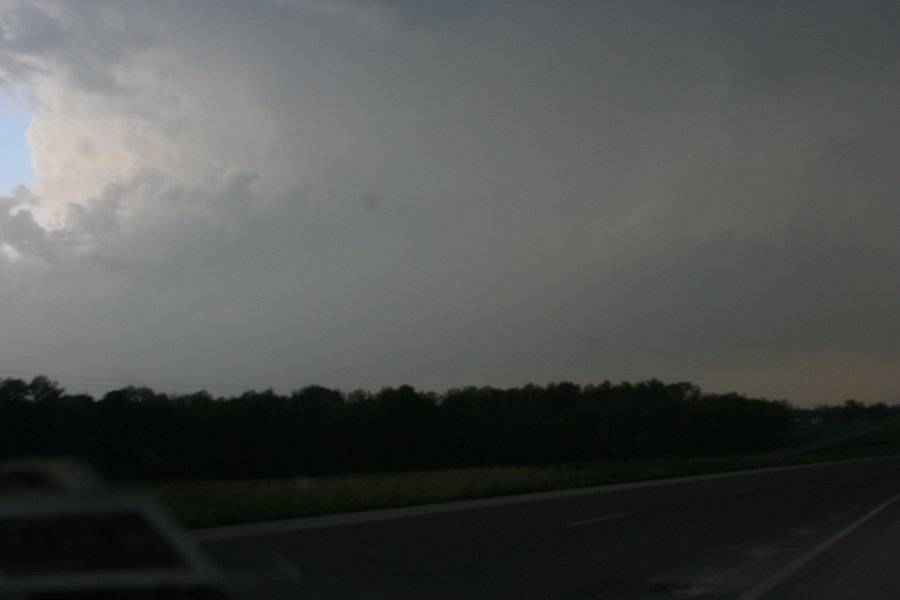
151;466;597;527
141;421;900;529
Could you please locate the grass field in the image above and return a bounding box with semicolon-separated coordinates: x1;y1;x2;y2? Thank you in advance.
783;420;876;445
143;419;900;529
789;419;900;460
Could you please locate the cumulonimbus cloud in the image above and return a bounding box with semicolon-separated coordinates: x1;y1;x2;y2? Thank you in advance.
1;0;898;403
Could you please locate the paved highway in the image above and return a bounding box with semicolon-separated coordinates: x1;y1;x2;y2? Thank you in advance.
197;456;900;599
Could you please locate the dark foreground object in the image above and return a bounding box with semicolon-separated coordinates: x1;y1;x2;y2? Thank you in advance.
0;460;230;599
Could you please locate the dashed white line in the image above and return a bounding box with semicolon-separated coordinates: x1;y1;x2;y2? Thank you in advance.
564;512;630;528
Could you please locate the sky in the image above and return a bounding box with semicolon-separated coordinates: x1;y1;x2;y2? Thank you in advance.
0;0;898;405
0;102;34;193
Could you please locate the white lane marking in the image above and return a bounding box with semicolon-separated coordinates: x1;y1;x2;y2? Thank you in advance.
564;512;630;528
734;486;758;495
737;489;900;600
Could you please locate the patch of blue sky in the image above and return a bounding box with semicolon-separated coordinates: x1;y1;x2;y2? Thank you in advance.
0;104;36;195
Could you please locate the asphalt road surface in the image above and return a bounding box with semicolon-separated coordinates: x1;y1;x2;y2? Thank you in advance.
197;456;900;599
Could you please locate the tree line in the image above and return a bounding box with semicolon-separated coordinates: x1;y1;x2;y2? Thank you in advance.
792;399;897;423
0;375;885;482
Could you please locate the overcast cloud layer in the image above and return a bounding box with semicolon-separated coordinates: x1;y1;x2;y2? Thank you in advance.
1;0;898;404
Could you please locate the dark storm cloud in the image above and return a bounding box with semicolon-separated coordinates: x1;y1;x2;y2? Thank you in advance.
0;0;898;404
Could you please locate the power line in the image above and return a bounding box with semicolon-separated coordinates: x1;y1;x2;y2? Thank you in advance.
0;367;255;396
